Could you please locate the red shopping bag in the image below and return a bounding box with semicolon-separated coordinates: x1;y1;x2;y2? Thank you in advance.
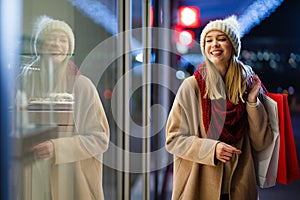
267;93;300;184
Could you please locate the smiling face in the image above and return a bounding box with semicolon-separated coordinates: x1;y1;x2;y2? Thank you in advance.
40;30;69;64
204;30;233;76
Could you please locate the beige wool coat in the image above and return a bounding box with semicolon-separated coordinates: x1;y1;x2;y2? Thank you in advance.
166;76;273;200
20;58;109;199
49;75;110;200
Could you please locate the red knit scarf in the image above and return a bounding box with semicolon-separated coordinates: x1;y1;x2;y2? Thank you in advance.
193;64;248;145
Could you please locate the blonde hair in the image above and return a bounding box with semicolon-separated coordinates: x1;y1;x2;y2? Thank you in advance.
203;56;248;105
23;57;69;99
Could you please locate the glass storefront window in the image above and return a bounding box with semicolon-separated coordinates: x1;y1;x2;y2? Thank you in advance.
6;0;178;199
14;0;120;199
3;0;300;200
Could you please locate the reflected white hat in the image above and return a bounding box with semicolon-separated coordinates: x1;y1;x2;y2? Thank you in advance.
33;15;75;56
200;15;241;57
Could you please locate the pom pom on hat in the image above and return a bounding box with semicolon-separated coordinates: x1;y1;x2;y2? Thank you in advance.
200;15;241;57
33;15;75;57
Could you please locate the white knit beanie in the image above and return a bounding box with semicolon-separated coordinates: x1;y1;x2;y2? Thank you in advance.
200;15;241;57
33;15;75;57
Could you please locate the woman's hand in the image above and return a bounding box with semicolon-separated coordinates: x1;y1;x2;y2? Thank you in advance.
215;142;242;163
30;140;54;160
247;74;261;103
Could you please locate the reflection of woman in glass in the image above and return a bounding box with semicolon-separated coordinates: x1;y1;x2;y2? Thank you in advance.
165;16;273;200
21;15;110;200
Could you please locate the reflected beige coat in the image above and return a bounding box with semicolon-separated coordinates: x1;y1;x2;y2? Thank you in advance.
50;75;109;200
166;76;273;200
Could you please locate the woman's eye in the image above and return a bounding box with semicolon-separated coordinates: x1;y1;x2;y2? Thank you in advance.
60;38;68;43
48;36;56;41
206;39;212;43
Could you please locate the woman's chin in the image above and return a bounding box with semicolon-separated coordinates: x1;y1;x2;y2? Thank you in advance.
51;55;67;64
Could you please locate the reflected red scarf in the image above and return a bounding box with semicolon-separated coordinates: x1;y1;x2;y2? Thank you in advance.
66;60;80;93
193;65;248;145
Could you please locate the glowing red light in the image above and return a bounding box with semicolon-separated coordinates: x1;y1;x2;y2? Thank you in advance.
178;6;200;28
103;89;112;99
174;25;195;47
150;6;154;27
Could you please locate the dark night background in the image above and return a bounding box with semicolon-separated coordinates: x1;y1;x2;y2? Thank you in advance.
242;0;300;94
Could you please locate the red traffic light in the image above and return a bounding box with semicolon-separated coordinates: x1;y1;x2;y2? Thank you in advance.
177;6;200;28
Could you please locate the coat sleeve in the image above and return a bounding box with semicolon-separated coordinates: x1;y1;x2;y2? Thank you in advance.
246;98;273;152
244;65;273;152
165;77;219;166
52;76;110;164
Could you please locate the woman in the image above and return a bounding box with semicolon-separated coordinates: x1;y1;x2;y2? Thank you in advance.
20;16;110;200
165;15;273;200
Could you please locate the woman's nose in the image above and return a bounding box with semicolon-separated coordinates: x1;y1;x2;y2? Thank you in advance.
49;38;60;46
212;39;220;47
53;38;60;45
